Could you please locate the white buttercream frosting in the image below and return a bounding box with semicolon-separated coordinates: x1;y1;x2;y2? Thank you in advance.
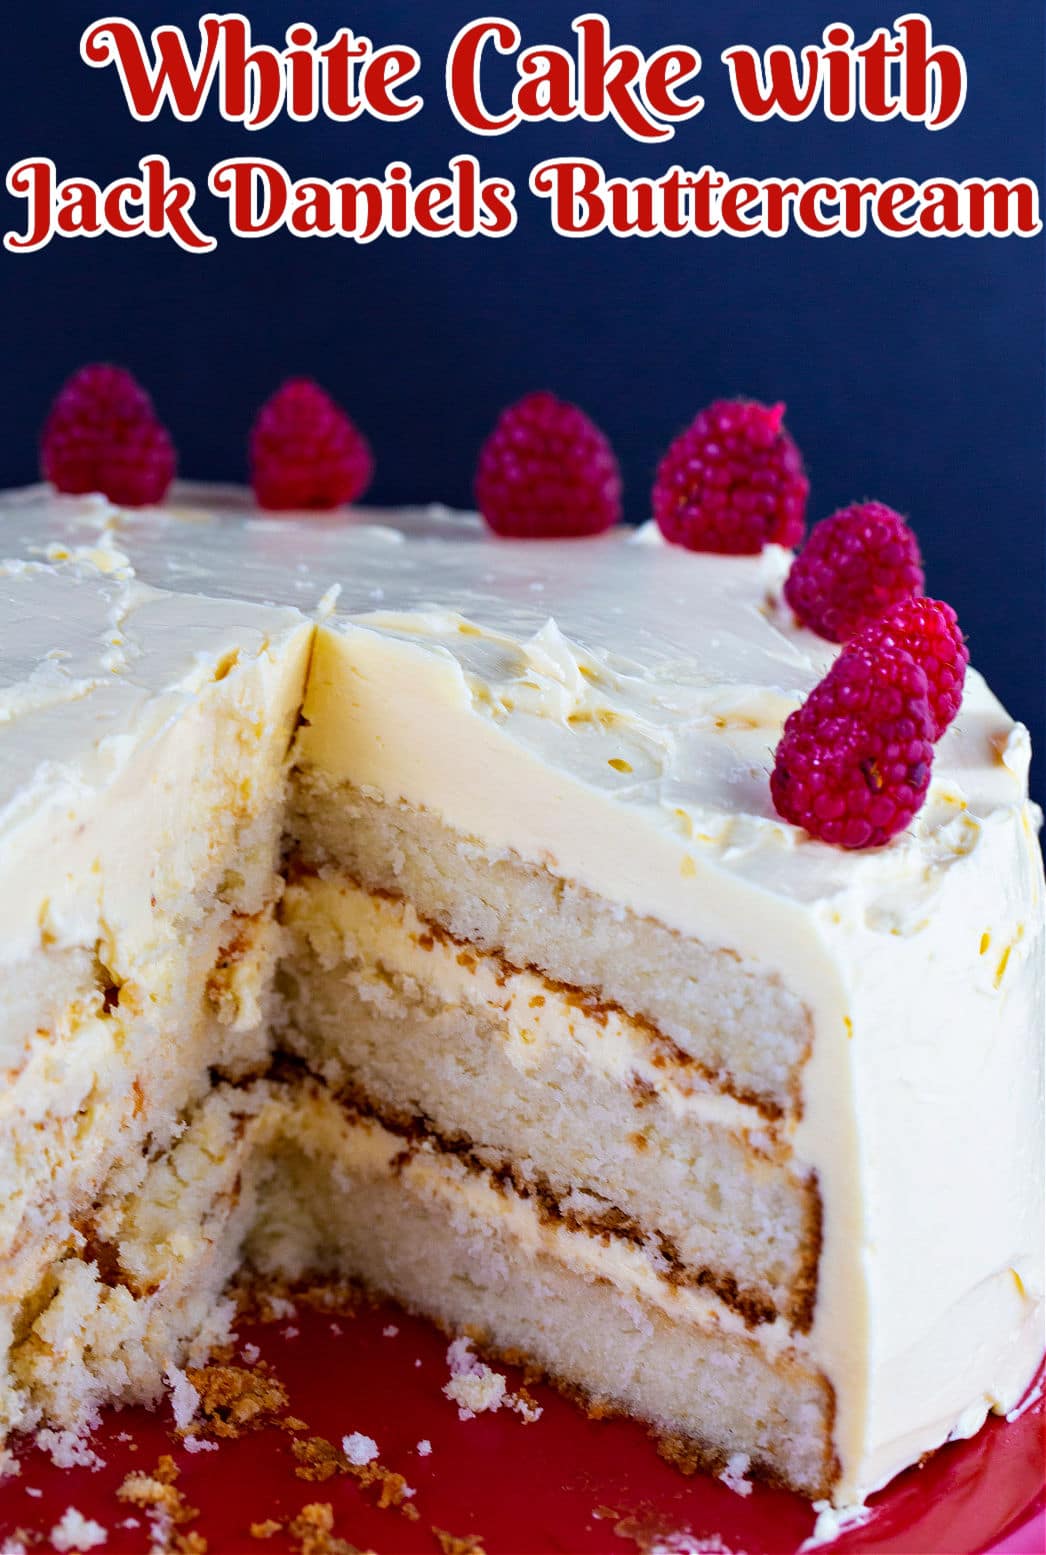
0;480;1041;1505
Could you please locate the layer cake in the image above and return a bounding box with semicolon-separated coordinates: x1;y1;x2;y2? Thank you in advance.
0;482;1041;1507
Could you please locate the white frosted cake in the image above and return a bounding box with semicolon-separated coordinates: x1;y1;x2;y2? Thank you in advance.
0;481;1041;1507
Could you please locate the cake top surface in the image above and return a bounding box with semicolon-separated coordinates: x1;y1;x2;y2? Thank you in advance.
0;496;304;833
0;481;1036;930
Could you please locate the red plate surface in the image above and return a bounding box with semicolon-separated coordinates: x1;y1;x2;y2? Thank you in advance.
1;1297;1041;1555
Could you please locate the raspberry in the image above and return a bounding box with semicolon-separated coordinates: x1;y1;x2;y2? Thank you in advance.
848;596;968;741
784;501;924;642
474;391;622;538
652;398;808;554
771;644;934;849
40;364;176;507
250;379;373;511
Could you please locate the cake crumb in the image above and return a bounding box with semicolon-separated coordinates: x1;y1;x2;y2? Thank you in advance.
287;1501;371;1555
443;1338;541;1423
609;1512;745;1555
444;1366;505;1420
0;1449;19;1479
718;1452;752;1497
381;1325;399;1338
507;1386;543;1424
182;1437;218;1455
173;1534;208;1555
291;1436;344;1483
184;1363;289;1437
291;1436;418;1519
49;1507;108;1551
361;1461;417;1518
241;1343;261;1365
443;1337;505;1420
36;1428;106;1471
416;1439;432;1457
165;1365;201;1433
0;1536;28;1555
432;1528;485;1555
250;1520;282;1540
341;1433;378;1466
117;1454;204;1552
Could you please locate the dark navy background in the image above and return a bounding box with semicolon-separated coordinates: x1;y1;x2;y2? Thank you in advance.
1;2;1043;799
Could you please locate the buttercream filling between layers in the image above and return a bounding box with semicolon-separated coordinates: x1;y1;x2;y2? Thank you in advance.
278;869;823;1325
280;867;794;1135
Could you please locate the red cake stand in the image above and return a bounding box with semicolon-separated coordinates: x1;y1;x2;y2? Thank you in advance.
1;1296;1041;1555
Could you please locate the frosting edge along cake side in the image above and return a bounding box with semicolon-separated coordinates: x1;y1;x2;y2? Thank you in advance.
0;481;1041;1510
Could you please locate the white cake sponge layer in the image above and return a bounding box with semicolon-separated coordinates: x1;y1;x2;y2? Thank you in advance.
2;1082;278;1439
2;1073;833;1498
278;873;820;1326
252;1085;835;1498
286;778;811;1116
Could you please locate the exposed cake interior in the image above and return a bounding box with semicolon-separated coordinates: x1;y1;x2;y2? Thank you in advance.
0;486;1041;1510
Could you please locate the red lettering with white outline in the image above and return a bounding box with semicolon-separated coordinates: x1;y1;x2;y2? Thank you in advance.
445;13;702;141
528;160;1041;239
4;155;215;253
80;13;422;128
723;13;966;130
208;155;516;242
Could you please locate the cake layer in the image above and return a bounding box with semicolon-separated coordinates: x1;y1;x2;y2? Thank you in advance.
0;584;310;1436
0;555;311;984
287;589;1044;1502
0;898;284;1438
278;871;819;1325
1;901;275;1256
5;1081;279;1438
286;778;811;1116
5;1068;833;1498
251;1079;836;1499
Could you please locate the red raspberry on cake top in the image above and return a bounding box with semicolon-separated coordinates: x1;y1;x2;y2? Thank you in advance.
40;364;176;507
771;642;934;849
250;378;373;511
475;391;622;538
652;398;808;554
847;596;968;741
784;500;924;643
